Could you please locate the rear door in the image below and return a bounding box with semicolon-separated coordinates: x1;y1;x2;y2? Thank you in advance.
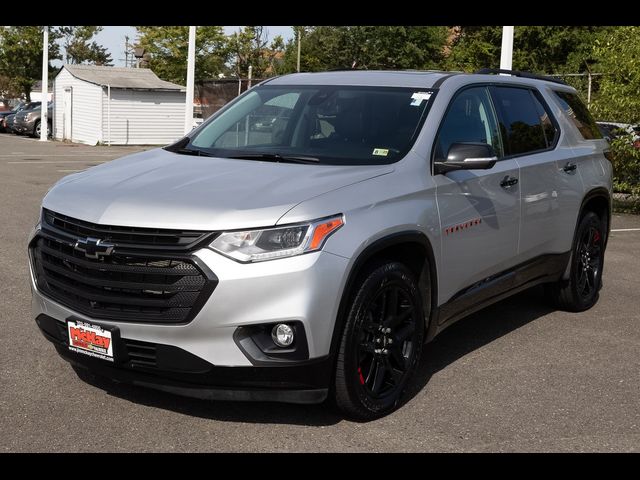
434;86;521;307
488;85;570;261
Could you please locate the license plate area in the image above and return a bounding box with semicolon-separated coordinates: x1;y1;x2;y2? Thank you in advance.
66;318;120;363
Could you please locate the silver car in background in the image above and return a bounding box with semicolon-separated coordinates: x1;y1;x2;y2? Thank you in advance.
29;70;612;420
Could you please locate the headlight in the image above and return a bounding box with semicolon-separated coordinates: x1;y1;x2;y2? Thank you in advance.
210;215;344;263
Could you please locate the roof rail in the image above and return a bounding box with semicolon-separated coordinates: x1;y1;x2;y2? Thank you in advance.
474;68;569;86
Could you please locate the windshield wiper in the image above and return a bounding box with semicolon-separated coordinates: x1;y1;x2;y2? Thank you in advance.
164;137;214;157
171;147;215;157
227;153;320;164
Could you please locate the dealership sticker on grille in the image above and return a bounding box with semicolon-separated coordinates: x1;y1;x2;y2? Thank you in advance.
67;320;114;362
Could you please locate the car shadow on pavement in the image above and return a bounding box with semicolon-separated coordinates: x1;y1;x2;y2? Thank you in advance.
401;285;555;407
75;285;554;426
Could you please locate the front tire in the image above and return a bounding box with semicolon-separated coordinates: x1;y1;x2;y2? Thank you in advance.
32;121;41;138
546;211;605;312
334;261;426;421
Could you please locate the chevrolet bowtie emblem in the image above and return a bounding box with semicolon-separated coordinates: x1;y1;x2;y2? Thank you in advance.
74;237;115;260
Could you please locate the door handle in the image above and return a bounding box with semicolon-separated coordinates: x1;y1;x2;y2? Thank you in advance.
563;162;577;173
500;175;519;188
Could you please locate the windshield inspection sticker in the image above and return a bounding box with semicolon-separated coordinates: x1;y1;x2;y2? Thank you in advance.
372;148;389;156
410;91;432;106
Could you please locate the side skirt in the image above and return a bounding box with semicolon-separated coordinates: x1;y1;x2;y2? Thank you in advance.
430;252;570;338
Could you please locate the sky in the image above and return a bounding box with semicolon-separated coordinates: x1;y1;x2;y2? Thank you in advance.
92;26;294;66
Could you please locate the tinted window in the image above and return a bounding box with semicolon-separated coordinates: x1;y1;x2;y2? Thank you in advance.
190;85;433;165
530;91;558;147
553;91;602;140
491;87;547;155
435;86;504;161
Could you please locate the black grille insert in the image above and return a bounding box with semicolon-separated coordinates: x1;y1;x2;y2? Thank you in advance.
31;210;217;324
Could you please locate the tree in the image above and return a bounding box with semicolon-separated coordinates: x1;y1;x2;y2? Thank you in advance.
590;26;640;123
136;26;228;84
59;26;112;66
281;26;448;73
0;74;22;98
227;26;285;78
0;26;61;99
445;26;611;74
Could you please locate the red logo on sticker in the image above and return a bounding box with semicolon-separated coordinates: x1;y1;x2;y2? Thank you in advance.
69;326;111;350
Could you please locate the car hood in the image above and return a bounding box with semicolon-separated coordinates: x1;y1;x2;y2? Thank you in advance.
43;148;394;231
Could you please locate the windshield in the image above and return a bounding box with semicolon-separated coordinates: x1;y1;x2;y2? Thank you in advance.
187;85;434;165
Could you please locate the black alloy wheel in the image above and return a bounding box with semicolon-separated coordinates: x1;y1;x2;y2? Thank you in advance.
576;222;602;300
546;211;605;312
334;261;426;420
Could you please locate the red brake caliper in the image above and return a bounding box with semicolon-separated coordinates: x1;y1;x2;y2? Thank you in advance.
358;367;365;385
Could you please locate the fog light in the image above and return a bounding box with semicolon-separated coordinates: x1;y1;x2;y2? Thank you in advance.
272;324;294;347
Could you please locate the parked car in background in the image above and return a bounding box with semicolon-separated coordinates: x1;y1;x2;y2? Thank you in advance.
0;101;28;133
13;102;51;138
0;98;12;112
596;121;640;148
2;113;18;133
6;101;41;134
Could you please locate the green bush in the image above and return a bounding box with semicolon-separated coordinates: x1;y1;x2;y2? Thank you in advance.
609;135;640;195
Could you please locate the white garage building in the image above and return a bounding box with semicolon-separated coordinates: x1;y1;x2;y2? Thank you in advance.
53;65;186;145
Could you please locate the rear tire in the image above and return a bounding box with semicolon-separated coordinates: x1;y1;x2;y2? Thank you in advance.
333;261;426;421
546;211;605;312
32;121;41;138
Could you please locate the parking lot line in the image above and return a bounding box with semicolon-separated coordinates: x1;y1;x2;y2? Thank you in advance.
0;154;118;157
7;160;108;164
611;228;640;232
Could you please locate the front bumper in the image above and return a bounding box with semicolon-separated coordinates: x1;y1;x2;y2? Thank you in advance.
13;118;35;134
30;228;350;400
36;314;330;404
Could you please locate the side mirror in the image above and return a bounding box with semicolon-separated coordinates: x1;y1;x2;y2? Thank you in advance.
434;143;498;175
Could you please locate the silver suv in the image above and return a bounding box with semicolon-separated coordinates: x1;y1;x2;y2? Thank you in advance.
29;70;612;420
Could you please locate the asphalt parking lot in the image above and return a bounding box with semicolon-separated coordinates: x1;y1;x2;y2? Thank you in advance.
1;133;639;452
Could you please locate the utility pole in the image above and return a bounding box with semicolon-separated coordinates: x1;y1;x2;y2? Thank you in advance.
296;27;301;73
184;26;196;134
500;26;514;72
124;36;130;68
40;26;48;141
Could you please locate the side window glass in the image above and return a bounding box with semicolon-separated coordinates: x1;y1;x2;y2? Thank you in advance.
491;87;547;156
553;91;602;140
435;87;504;161
530;91;558;148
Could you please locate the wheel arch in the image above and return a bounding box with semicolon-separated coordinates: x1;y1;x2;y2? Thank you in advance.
579;187;611;247
329;231;439;361
561;187;611;280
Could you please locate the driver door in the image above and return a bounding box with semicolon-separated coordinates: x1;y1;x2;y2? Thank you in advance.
433;86;521;309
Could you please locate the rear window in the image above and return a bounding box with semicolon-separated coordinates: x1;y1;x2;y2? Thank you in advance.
553;91;602;140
